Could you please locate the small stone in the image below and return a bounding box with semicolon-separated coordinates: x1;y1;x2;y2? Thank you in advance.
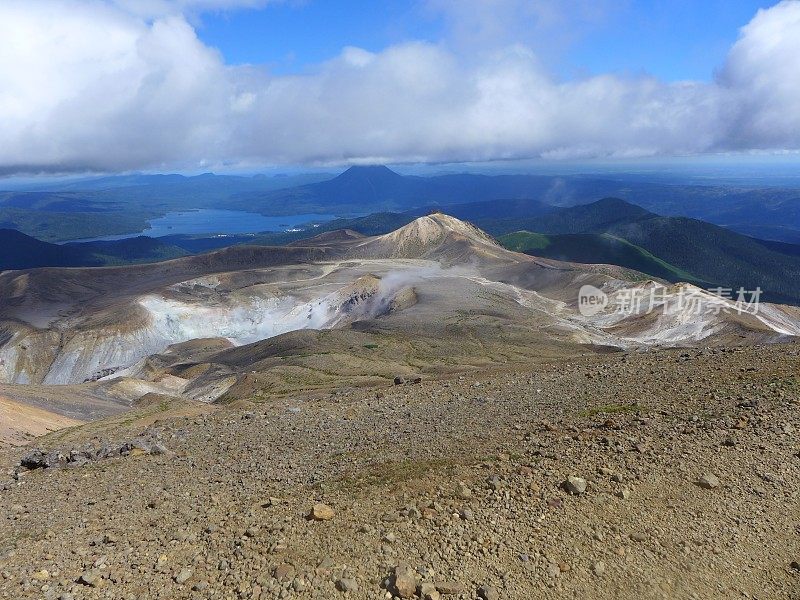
630;532;648;543
456;482;472;499
422;507;437;520
591;561;606;577
420;582;441;600
309;503;335;521
174;568;193;584
616;489;631;500
336;578;358;593
477;584;499;600
78;571;101;587
393;563;418;599
592;530;605;542
274;564;295;582
564;476;588;495
697;473;720;489
394;376;405;385
32;569;50;581
436;582;464;595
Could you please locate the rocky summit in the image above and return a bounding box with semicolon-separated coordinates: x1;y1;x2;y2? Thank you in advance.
1;342;798;599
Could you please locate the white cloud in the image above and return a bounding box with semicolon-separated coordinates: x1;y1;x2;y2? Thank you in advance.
109;0;277;18
424;0;619;57
717;0;800;149
0;0;798;173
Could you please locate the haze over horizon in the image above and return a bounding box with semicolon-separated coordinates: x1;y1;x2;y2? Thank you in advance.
2;0;800;176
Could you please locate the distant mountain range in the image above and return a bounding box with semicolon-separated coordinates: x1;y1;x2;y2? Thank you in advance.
237;197;800;304
225;165;567;215
498;231;701;284
0;172;332;241
228;166;800;242
0;229;188;270
4;165;800;242
489;198;800;304
6;196;800;305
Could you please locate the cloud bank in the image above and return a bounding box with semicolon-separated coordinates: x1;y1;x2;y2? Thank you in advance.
0;0;799;173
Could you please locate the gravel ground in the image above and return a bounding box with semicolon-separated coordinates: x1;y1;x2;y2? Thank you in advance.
1;343;799;600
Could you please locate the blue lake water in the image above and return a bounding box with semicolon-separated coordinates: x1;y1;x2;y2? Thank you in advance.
66;210;337;243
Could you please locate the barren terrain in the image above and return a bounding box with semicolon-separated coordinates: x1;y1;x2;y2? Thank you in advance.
1;215;798;600
1;343;798;600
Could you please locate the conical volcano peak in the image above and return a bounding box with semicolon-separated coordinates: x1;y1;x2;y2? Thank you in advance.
393;213;496;244
353;212;502;261
334;165;402;183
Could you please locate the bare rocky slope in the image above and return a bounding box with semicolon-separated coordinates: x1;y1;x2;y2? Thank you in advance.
1;343;798;599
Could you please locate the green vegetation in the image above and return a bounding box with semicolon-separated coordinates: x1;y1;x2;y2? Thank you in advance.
499;230;702;284
0;229;188;271
0;207;153;242
499;231;551;252
489;198;800;305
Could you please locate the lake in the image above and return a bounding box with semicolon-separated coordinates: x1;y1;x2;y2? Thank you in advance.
66;210;337;243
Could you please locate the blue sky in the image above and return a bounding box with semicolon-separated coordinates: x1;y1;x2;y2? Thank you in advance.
196;0;776;81
196;2;442;74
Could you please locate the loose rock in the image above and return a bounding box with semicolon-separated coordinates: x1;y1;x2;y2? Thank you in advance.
392;563;418;599
697;473;720;489
309;503;336;521
564;476;588;495
478;584;500;600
